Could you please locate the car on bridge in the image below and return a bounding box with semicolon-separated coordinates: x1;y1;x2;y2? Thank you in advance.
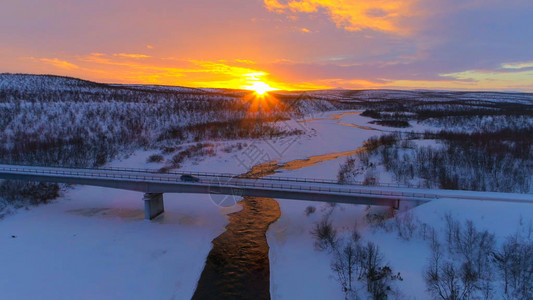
180;174;200;182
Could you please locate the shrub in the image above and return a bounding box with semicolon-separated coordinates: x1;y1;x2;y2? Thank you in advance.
369;120;410;128
0;180;60;206
304;206;316;216
311;216;338;252
361;110;382;119
147;154;164;163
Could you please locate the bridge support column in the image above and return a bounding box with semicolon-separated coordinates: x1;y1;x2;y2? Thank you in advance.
393;199;400;210
143;193;164;220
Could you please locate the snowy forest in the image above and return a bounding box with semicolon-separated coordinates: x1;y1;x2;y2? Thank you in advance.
338;100;533;193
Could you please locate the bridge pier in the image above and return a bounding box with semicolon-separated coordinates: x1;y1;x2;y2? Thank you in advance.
143;193;164;220
393;199;400;210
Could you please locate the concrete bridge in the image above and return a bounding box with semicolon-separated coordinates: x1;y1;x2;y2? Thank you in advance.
0;164;531;220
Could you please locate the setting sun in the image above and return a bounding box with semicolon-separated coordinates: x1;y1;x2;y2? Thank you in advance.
245;81;277;95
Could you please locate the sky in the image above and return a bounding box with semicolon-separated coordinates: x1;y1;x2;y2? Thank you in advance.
1;0;533;91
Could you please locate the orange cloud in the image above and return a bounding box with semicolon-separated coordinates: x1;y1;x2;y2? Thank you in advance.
264;0;286;12
235;59;257;64
44;53;315;90
38;58;79;70
37;53;525;92
264;0;413;33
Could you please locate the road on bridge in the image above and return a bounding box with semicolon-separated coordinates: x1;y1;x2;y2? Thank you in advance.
0;164;531;219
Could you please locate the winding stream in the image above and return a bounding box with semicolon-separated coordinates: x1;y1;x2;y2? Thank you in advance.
192;111;378;299
191;162;281;300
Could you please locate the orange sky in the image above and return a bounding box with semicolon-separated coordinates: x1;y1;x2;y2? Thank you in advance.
1;0;533;91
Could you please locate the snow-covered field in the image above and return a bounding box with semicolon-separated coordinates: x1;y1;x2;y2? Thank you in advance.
1;110;532;299
0;188;229;299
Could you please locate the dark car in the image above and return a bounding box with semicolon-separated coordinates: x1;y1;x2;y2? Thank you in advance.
180;174;200;182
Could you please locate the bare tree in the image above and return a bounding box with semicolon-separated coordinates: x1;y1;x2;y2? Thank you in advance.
444;213;461;253
425;229;482;300
331;240;360;299
492;237;515;295
359;242;401;300
495;236;533;299
393;209;418;241
425;260;478;299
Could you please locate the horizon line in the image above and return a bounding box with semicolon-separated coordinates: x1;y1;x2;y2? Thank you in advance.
1;72;532;95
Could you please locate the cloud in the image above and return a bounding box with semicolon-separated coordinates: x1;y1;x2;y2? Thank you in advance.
501;61;533;70
113;53;151;58
234;59;257;64
38;58;79;70
55;53;304;89
264;0;413;33
264;0;286;12
439;68;533;91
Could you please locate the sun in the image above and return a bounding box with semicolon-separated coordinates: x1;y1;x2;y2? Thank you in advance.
245;81;277;95
241;79;281;113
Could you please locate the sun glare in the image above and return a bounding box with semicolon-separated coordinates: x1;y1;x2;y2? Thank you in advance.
246;81;277;95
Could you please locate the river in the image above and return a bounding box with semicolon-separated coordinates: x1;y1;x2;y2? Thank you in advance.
192;111;375;299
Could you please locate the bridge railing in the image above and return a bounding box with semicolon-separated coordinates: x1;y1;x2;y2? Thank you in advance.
0;165;438;200
0;163;412;188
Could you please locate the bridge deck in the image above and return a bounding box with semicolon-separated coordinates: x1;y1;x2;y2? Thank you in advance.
0;164;531;206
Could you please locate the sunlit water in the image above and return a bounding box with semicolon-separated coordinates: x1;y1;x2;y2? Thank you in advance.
192;162;280;300
192;111;373;299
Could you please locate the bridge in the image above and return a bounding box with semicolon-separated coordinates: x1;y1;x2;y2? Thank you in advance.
0;164;531;220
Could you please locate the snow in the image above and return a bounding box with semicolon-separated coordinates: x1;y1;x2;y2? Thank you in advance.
0;147;241;299
263;111;533;299
0;187;229;299
267;163;533;299
269;200;356;300
1;108;531;299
